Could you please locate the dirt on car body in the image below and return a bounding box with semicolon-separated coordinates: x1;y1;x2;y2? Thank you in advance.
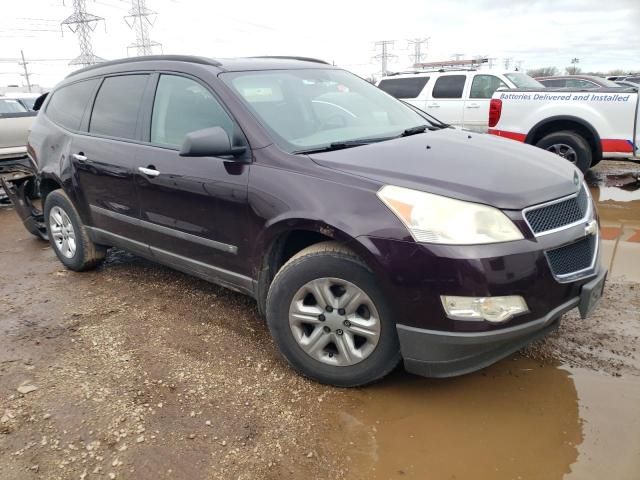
1;160;639;479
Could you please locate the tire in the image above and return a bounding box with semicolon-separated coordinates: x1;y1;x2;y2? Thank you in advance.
266;241;401;387
44;189;107;271
535;130;592;173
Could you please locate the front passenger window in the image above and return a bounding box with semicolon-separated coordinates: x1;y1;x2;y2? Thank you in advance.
151;75;234;148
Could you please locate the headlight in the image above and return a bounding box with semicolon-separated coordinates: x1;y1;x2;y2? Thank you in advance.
377;185;523;244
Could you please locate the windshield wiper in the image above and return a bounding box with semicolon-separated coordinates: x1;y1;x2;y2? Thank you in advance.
293;138;391;155
401;124;433;137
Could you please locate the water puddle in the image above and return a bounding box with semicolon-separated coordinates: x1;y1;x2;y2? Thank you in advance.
588;169;640;282
337;357;640;480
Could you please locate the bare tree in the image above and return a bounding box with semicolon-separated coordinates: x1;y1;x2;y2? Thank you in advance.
526;66;559;78
565;66;582;75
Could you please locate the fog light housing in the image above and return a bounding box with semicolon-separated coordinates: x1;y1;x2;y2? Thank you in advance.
440;295;529;323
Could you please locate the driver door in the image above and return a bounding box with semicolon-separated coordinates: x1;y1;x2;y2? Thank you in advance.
135;73;252;282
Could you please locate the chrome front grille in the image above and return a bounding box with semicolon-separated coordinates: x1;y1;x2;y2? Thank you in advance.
524;185;590;235
545;234;597;279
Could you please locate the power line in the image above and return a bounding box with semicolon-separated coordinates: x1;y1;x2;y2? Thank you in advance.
124;0;162;56
373;40;396;77
407;38;429;66
61;0;106;66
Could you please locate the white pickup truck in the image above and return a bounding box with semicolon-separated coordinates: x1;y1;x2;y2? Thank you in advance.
488;87;639;172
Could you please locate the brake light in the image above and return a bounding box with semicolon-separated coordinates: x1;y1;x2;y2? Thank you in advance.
488;99;502;127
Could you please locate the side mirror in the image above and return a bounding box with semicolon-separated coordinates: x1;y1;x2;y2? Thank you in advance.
179;126;247;158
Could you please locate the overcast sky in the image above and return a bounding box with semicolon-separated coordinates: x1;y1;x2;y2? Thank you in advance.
1;0;639;88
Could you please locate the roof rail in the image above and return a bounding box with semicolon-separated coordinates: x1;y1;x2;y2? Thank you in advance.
385;67;478;77
251;56;330;65
66;55;222;78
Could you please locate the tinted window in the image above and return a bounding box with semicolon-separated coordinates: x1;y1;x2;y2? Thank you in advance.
89;75;148;140
151;75;234;147
432;75;466;98
539;79;566;87
378;77;429;99
0;98;27;114
566;79;598;89
625;77;640;84
470;75;508;99
46;79;98;130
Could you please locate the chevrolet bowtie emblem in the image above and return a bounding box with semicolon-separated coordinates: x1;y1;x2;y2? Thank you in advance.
585;220;598;236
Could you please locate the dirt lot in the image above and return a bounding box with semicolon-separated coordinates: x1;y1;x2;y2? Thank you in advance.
1;160;639;480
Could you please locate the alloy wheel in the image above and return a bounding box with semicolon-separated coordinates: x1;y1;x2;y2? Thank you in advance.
288;277;381;366
49;206;77;258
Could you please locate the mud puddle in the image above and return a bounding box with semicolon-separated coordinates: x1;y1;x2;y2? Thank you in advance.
338;356;640;480
587;165;640;282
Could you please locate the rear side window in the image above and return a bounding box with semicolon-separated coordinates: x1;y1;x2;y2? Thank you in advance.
432;75;466;98
470;75;508;99
89;75;148;140
150;74;234;148
46;79;99;130
540;79;566;88
378;77;429;99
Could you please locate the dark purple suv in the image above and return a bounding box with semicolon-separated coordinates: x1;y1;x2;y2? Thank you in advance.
3;55;607;387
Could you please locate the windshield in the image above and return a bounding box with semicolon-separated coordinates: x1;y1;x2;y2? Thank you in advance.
18;97;36;110
0;98;28;114
504;73;544;88
221;69;430;153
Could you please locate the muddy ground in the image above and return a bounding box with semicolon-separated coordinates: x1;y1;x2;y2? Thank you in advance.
1;160;639;480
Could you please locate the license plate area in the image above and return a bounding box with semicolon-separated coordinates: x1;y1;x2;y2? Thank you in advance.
578;270;607;318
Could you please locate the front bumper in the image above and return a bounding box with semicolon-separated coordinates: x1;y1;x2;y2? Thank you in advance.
396;265;607;377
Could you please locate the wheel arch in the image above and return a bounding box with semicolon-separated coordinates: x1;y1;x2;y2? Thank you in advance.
253;219;384;317
525;115;602;164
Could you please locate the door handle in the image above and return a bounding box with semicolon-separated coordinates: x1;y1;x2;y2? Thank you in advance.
427;104;440;108
138;166;160;177
466;104;481;109
72;153;88;162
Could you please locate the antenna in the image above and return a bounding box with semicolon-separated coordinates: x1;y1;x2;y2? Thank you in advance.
61;0;106;66
124;0;162;56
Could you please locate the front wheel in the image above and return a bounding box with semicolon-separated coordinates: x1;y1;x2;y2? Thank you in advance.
536;130;592;173
266;242;401;387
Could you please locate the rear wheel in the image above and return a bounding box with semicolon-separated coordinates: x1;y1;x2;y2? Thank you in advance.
44;189;107;271
266;242;401;387
536;131;592;173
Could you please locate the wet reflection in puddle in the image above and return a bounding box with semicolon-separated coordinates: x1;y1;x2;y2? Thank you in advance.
587;169;640;282
339;357;640;480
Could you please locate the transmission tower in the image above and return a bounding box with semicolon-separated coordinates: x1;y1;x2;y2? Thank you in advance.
124;0;162;56
61;0;106;66
374;40;396;77
408;38;429;66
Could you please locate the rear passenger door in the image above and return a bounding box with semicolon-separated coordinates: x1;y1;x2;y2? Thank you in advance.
425;74;466;126
464;73;508;132
71;74;150;246
135;73;252;281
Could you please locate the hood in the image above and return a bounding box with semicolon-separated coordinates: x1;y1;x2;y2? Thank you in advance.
309;129;581;210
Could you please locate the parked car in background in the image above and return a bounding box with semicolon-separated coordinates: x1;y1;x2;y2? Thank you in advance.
536;75;619;89
2;92;42;111
489;86;639;172
615;80;639;89
377;69;542;132
0;97;36;161
625;76;640;85
1;55;607;386
607;76;628;82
